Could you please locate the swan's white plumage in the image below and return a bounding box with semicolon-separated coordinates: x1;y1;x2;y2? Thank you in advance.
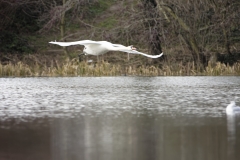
49;40;163;58
226;101;240;115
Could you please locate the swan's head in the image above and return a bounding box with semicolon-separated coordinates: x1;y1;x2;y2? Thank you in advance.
230;101;236;105
129;45;136;50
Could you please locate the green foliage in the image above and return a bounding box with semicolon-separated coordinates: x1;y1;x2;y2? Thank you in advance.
0;31;34;53
0;2;40;54
88;0;115;17
12;7;40;33
98;16;117;29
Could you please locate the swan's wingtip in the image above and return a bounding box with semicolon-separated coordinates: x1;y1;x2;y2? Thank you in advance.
49;40;57;43
158;52;163;57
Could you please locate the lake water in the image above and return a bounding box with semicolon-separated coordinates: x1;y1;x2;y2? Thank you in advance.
0;77;240;160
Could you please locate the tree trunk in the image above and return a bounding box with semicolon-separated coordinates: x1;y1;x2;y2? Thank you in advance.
61;0;68;56
159;3;207;68
141;0;163;64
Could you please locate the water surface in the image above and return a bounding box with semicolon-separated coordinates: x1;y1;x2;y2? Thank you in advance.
0;77;240;160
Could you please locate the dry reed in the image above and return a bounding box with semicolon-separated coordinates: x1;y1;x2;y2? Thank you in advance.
0;59;240;77
205;62;240;76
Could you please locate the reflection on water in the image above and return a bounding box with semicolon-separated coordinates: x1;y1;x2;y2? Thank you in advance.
0;116;230;160
0;77;240;160
227;114;240;160
50;116;228;160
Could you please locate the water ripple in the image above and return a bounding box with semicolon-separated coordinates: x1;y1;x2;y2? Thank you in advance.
0;77;239;120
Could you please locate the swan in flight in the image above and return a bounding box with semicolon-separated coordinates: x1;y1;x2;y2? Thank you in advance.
49;40;163;58
226;101;240;115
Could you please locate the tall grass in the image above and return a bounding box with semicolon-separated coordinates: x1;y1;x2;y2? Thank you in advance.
205;62;240;76
0;59;240;77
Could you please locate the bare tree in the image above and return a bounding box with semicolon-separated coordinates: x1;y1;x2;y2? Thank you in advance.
38;0;98;56
140;0;163;63
138;0;240;67
0;0;42;31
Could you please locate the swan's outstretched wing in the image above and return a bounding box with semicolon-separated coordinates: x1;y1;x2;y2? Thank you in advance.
112;44;126;47
233;106;240;112
120;50;163;58
112;43;163;58
49;40;164;58
49;40;102;46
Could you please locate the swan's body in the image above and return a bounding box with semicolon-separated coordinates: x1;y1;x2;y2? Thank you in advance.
226;101;240;115
49;40;163;58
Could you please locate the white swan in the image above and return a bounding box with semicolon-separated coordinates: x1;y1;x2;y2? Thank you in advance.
226;101;240;115
49;40;163;58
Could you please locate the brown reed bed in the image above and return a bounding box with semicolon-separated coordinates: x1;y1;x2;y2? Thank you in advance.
0;59;240;77
204;62;240;76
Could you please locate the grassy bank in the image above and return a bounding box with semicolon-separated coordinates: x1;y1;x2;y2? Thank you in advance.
0;59;240;77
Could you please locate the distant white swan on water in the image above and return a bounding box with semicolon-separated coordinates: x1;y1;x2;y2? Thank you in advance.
226;101;240;115
49;40;163;58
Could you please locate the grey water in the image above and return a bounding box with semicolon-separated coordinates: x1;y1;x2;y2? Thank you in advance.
0;76;240;160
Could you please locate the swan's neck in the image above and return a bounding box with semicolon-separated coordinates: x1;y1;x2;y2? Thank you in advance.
109;46;131;51
226;107;233;115
226;102;235;114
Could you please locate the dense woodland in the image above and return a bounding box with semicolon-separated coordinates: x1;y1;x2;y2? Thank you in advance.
0;0;240;76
